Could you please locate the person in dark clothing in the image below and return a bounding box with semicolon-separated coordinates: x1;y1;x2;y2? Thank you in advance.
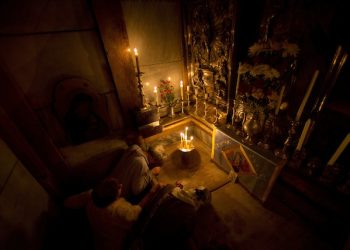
127;184;211;250
64;93;108;144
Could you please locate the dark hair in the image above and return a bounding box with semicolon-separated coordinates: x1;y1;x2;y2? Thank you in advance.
91;178;120;208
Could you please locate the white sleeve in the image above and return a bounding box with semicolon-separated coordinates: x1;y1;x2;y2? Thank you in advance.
115;198;142;222
131;156;152;196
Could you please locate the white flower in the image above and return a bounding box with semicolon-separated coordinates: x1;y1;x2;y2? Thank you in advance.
281;41;300;58
248;64;280;80
248;42;265;56
239;63;253;74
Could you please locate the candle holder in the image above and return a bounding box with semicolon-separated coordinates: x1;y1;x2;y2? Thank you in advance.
203;100;207;119
187;91;190;108
179;128;195;152
319;163;345;187
213;107;219;125
194;95;198;115
274;120;299;159
180;100;185;116
286;149;307;169
258;113;277;150
303;157;323;177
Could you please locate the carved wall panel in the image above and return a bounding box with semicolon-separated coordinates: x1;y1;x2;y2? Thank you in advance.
183;0;237;109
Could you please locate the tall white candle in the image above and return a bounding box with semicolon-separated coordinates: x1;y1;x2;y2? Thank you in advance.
296;118;311;151
154;86;158;106
180;80;184;100
187;85;190;93
235;62;241;97
295;70;319;121
327;133;350;166
180;132;184;147
133;48;140;71
275;85;286;115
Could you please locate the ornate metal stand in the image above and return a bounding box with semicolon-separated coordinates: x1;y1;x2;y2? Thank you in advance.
187;91;190;108
214;107;219;125
274;120;299;159
180;100;185;116
203;100;207;119
258;113;277;150
194;95;198;115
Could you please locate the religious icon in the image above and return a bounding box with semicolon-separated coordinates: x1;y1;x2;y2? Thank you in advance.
221;145;257;176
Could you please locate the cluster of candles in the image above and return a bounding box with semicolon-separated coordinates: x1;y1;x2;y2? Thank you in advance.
179;127;194;151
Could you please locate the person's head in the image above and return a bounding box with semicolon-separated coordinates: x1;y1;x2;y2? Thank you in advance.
125;130;146;148
91;178;122;208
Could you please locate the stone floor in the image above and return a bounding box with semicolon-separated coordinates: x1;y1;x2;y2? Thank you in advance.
47;125;348;250
193;181;339;250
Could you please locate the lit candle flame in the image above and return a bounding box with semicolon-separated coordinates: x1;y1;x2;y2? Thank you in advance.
133;48;138;56
127;48;131;52
167;76;171;81
154;86;157;93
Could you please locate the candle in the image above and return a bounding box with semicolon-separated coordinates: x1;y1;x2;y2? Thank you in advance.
235;62;241;97
180;132;184;147
295;70;319;121
154;86;158;106
185;127;188;140
327;133;350;166
187;85;190;92
296;118;311;151
275;85;286;115
180;80;184;100
133;48;141;75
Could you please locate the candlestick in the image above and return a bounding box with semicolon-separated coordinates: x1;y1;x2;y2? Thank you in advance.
275;85;285;115
296;118;311;151
235;62;241;98
327;133;350;166
187;90;190;107
154;86;158;106
180;132;184;147
295;70;319;121
180;80;184;101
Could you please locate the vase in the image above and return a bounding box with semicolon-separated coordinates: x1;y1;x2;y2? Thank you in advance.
168;105;176;118
243;112;261;145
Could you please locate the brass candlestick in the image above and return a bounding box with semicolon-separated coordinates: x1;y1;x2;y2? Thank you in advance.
194;95;198;115
187;91;190;108
203;100;207;119
134;48;147;109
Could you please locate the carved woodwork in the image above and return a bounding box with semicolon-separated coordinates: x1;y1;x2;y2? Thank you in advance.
183;0;236;108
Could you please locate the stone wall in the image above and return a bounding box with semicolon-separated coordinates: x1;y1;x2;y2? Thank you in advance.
0;138;53;250
0;0;124;146
121;0;185;106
